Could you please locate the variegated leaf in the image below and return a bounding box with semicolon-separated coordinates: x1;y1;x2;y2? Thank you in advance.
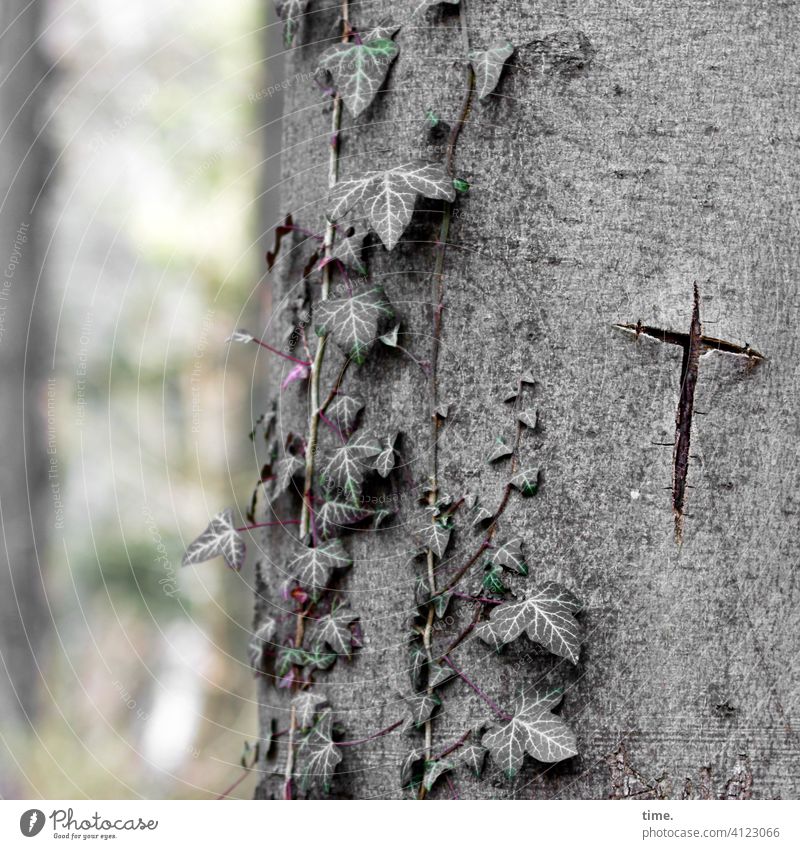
317;498;373;539
428;662;456;689
315;286;394;364
510;467;539;496
329;162;455;250
373;432;398;478
458;741;488;776
288;539;353;599
275;454;305;494
326;393;364;438
182;509;245;571
297;710;342;793
482;688;577;777
423;758;455;790
416;519;452;558
476;582;582;663
469;39;514;100
518;408;538;429
248;617;277;673
403;691;441;727
292;691;329;729
318;36;399;117
310;605;358;656
320;432;382;502
275;0;309;48
488;438;513;462
330;219;369;273
491;538;527;575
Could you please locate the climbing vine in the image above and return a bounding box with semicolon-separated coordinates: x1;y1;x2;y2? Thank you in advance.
182;0;587;798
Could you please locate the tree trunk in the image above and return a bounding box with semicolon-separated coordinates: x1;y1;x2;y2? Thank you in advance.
0;0;51;741
254;0;799;799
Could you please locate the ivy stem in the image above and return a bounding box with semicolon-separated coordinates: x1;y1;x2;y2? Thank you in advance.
443;655;511;722
252;337;312;367
436;728;471;760
336;718;403;747
419;0;475;799
236;519;300;533
452;591;502;605
285;1;351;800
216;768;251;800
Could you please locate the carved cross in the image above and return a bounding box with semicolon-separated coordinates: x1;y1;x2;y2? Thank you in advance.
615;284;763;541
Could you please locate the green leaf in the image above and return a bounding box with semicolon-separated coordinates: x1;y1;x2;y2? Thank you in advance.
482;564;508;595
182;509;245;571
469;39;515;101
297;711;342;793
491;538;527;575
317;497;374;540
423;758;456;790
510;467;539;496
315;286;394;364
292;691;328;729
303;647;338;671
276;646;308;676
476;582;583;663
318;37;399;117
288;539;353;600
453;178;470;193
275;0;309;48
482;689;577;777
326;394;364;438
320;432;383;503
403;691;441;727
329;162;456;250
310;605;358;657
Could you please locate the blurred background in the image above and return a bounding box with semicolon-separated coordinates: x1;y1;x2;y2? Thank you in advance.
0;0;283;798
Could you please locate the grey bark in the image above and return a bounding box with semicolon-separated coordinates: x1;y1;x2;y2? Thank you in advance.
255;0;799;799
0;0;51;745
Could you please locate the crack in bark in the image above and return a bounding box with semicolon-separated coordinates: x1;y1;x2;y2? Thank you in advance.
614;285;764;542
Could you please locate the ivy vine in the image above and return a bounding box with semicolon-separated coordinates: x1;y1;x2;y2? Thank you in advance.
182;0;587;799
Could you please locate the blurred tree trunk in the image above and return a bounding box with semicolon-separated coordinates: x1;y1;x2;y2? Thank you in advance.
255;0;799;799
0;0;51;742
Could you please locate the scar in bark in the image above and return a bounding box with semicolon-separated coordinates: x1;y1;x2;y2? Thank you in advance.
614;285;764;542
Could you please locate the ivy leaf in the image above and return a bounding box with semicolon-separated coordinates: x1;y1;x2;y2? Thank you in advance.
373;432;399;478
310;605;358;657
482;564;508;595
326;394;364;438
320;432;383;502
248;617;277;673
518;408;538;429
458;742;488;777
182;509;245;571
292;691;329;729
288;539;353;600
488;438;513;462
472;505;494;526
428;662;456;689
318;36;399;117
400;749;426;791
415;519;452;558
315;286;394;364
297;710;342;794
482;689;577;777
276;646;308;676
409;644;427;691
275;454;305;494
275;0;309;48
303;647;338;671
476;582;583;663
423;758;456;790
329;162;456;250
491;538;527;575
317;498;373;539
403;691;441;728
281;362;310;391
469;40;515;101
510;467;540;496
330;219;369;274
379;324;400;347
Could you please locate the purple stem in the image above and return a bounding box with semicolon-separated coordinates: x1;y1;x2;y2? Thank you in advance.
443;656;511;722
319;411;347;444
253;337;312;367
336;719;403;748
445;774;459;800
216;768;250;800
452;591;503;606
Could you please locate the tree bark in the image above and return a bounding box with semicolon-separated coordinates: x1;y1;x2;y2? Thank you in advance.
255;0;799;799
